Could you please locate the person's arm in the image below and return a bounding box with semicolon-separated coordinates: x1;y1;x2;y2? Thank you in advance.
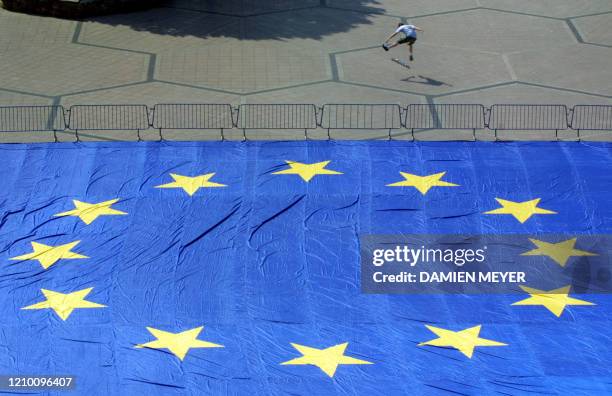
414;26;424;32
384;31;398;43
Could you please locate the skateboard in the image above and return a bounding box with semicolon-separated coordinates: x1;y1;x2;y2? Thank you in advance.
391;58;410;68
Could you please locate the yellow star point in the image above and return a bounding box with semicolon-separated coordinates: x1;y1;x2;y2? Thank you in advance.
281;342;372;377
272;160;342;182
512;285;594;317
10;241;88;269
522;238;597;267
22;287;105;321
54;199;127;225
135;326;223;361
387;171;459;194
484;198;556;223
155;173;227;196
419;325;507;358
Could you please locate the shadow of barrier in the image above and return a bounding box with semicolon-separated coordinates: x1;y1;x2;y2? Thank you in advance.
0;105;66;142
1;103;611;142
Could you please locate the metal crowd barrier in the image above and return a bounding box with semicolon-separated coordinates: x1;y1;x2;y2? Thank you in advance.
571;105;612;139
320;104;402;139
488;104;569;140
237;104;318;140
1;103;611;141
152;104;234;140
69;105;150;141
0;105;65;141
405;104;486;140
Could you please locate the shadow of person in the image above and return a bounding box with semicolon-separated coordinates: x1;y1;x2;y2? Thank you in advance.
402;75;453;87
80;0;387;42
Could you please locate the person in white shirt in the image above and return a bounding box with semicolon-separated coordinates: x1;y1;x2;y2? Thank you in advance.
383;23;423;61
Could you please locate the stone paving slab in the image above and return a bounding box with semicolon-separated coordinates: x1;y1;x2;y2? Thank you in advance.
573;13;612;46
477;0;612;19
0;0;611;143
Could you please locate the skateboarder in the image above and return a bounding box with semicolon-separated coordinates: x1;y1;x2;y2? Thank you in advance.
383;23;423;61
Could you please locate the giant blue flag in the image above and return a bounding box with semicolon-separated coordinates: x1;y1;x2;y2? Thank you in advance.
0;141;611;395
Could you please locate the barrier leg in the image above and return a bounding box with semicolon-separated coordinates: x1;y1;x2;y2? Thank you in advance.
137;129;142;142
577;129;581;142
53;130;58;143
494;129;498;142
327;128;331;140
388;128;392;140
242;129;247;142
158;129;163;142
411;129;415;142
75;129;80;142
555;129;558;141
221;128;225;141
472;129;476;141
304;128;308;141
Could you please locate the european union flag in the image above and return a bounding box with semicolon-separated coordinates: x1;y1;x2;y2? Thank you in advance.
1;141;611;395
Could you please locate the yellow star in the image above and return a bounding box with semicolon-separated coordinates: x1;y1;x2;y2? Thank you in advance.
22;287;105;321
484;198;556;223
521;238;597;267
512;285;594;317
272;160;343;182
386;171;458;194
135;326;223;361
281;342;372;377
419;325;507;358
54;199;127;225
155;173;227;196
10;241;88;269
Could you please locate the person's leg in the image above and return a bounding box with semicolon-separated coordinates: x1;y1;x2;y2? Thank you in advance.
409;43;414;61
387;41;401;49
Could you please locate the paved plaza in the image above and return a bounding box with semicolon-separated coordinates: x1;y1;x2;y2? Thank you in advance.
0;0;611;141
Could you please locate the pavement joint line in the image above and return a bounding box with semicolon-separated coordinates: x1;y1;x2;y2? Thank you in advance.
565;19;584;43
568;10;612;19
147;54;157;82
516;82;612;99
152;80;241;95
407;7;483;19
329;53;339;81
243;80;333;96
0;87;55;99
160;5;322;18
477;7;564;20
60;81;152;98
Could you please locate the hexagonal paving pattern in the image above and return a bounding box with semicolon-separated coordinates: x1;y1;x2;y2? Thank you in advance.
479;0;612;19
435;83;611;106
508;44;612;96
155;42;330;93
338;46;510;95
60;81;241;106
166;0;319;16
0;44;149;96
80;9;239;52
0;8;76;47
328;0;479;17
412;9;575;54
0;91;53;106
242;8;398;52
573;13;612;46
244;81;425;104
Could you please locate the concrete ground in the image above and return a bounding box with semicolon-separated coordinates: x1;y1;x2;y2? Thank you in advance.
0;0;611;142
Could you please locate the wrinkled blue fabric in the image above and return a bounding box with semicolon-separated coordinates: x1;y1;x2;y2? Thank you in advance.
0;141;611;395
